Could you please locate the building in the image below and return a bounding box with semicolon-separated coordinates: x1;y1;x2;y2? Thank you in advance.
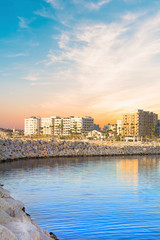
63;116;94;136
103;124;117;133
87;130;105;140
41;118;54;135
63;117;72;136
94;124;101;131
117;120;122;135
156;120;160;137
41;117;62;136
82;117;94;133
122;109;158;139
52;117;62;136
24;115;94;137
24;117;41;136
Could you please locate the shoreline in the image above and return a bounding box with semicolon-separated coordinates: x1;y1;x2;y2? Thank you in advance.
1;138;160;162
1;152;160;164
0;185;58;240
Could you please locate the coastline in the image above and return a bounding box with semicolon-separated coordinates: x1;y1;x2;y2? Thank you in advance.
0;185;58;240
1;138;160;162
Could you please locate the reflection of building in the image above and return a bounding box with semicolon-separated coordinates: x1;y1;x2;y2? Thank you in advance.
117;156;160;187
24;117;41;136
117;159;138;186
122;109;158;138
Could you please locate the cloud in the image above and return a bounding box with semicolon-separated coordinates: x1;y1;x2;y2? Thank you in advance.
18;16;29;29
42;12;160;120
24;75;39;81
44;0;63;9
122;12;144;23
86;0;112;10
34;7;56;20
7;53;28;58
73;0;112;11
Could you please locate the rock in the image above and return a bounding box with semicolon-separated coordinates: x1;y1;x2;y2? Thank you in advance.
0;187;57;240
0;188;10;198
0;210;13;225
0;225;18;240
50;232;59;240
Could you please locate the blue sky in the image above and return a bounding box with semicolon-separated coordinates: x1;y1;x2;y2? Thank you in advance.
1;0;160;128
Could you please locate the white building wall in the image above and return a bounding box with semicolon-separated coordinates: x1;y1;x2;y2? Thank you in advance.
24;117;41;136
41;118;54;135
117;120;122;135
53;117;62;136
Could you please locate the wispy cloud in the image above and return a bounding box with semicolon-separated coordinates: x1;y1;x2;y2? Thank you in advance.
73;0;112;11
122;12;144;23
7;53;28;58
42;12;160;119
86;0;112;10
44;0;63;9
18;16;29;29
34;7;56;20
24;75;39;81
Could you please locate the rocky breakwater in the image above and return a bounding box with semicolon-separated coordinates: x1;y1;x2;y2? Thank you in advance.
1;139;160;161
0;185;58;240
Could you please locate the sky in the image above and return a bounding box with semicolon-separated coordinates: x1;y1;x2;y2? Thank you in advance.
1;0;160;129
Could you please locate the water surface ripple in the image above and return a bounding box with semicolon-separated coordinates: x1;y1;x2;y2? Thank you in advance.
1;155;160;239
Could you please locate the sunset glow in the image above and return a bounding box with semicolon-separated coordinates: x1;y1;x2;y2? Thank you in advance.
1;0;160;129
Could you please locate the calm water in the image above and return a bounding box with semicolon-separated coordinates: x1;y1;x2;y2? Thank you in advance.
1;156;160;239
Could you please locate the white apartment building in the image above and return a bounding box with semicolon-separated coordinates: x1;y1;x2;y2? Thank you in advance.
63;116;94;136
41;117;62;136
24;116;94;136
24;117;41;136
70;117;83;133
117;120;122;135
63;117;72;136
52;117;62;136
41;118;54;135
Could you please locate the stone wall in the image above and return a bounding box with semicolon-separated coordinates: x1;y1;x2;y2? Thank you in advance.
1;139;160;161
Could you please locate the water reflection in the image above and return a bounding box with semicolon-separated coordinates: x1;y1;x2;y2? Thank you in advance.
117;159;139;186
116;156;160;187
1;156;160;239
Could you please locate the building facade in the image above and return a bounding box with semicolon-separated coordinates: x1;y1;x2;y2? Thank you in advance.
41;118;54;135
41;117;62;136
24;116;94;136
117;120;122;135
24;117;41;136
122;109;158;138
63;116;94;136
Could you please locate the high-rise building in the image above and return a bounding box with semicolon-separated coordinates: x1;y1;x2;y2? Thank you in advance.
122;109;158;138
24;116;41;136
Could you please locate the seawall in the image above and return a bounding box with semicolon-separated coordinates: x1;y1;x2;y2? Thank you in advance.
1;139;160;162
